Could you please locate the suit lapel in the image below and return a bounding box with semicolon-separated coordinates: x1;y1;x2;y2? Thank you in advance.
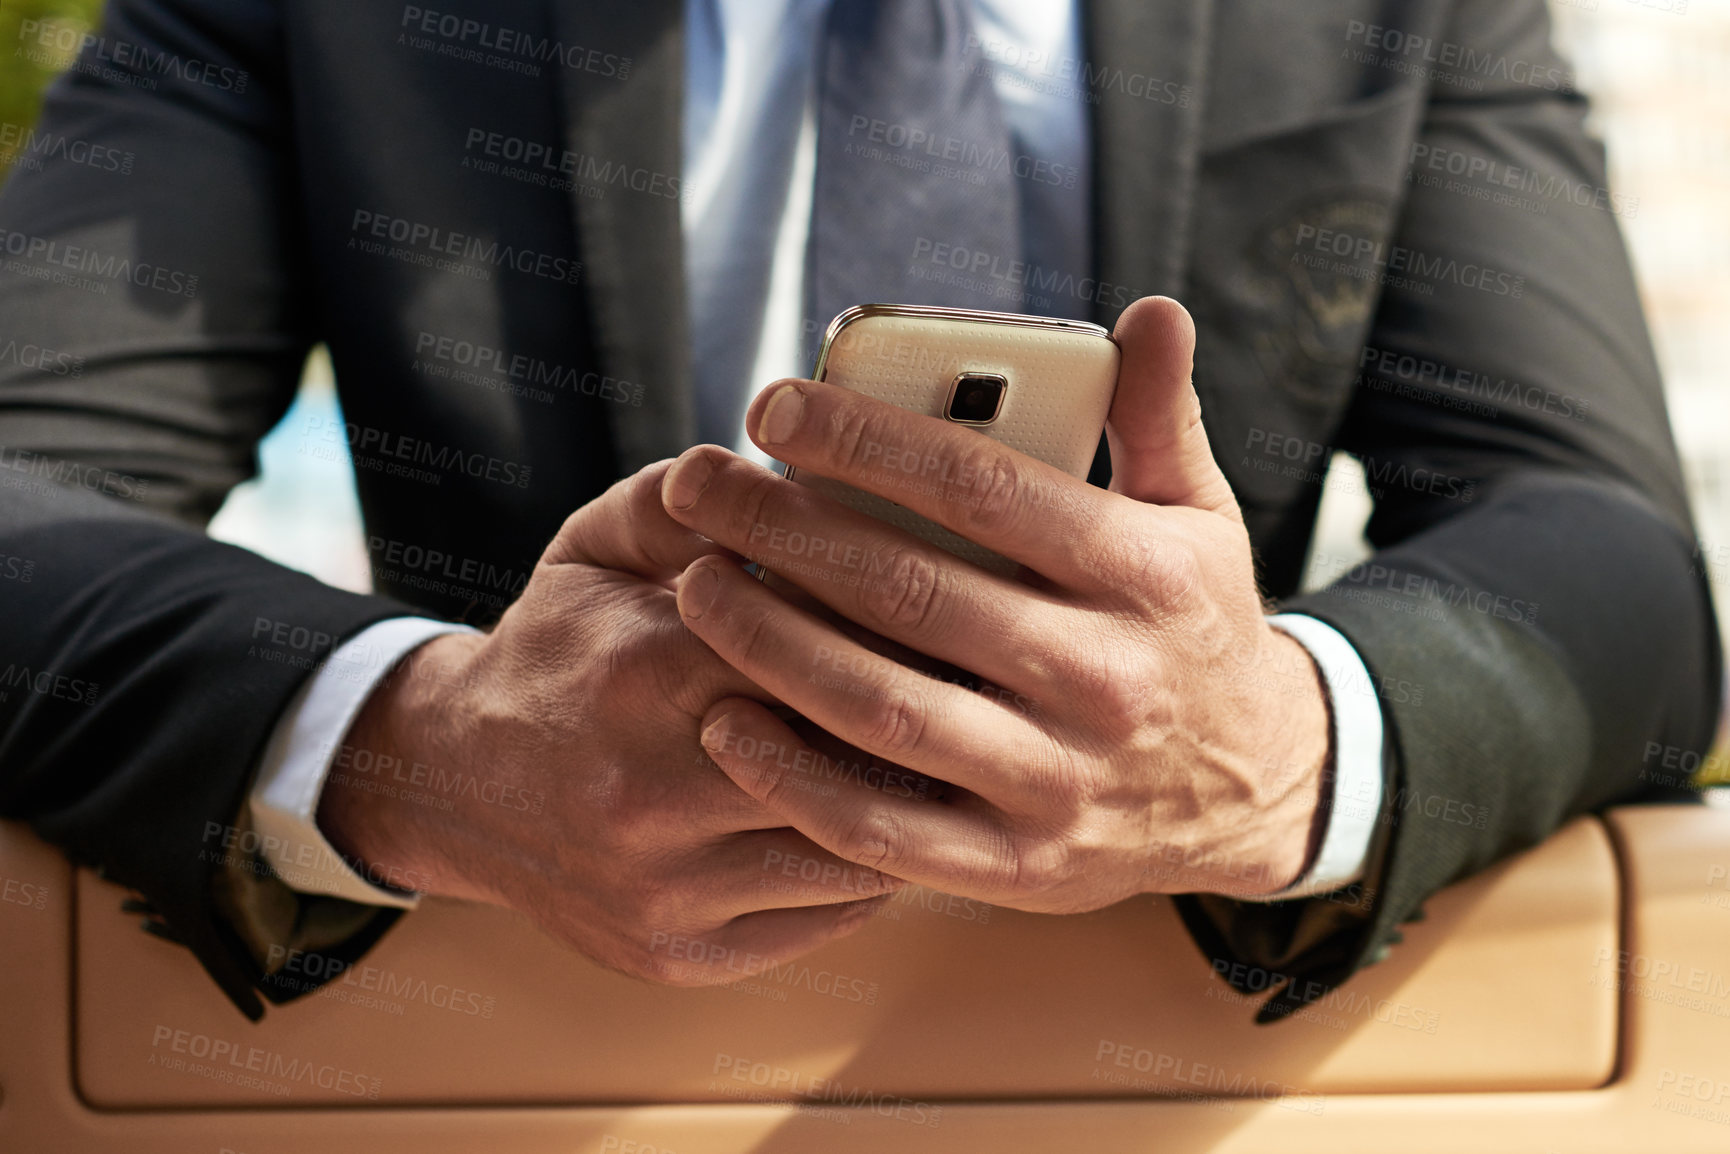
550;0;694;474
1085;0;1214;324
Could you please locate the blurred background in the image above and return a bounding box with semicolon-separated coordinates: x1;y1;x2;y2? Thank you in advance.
1;0;372;591
3;0;1726;759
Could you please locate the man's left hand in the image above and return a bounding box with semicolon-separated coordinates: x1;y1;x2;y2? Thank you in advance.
660;296;1331;912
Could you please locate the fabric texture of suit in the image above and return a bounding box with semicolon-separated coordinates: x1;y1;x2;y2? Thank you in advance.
0;0;1717;1022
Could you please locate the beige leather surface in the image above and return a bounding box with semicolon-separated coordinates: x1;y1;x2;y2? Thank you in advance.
6;808;1729;1151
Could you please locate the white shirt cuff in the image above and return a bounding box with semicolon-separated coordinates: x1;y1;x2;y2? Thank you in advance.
1238;613;1388;902
247;617;477;908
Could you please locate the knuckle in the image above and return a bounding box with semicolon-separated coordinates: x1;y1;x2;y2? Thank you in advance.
1049;639;1150;742
861;690;928;761
1064;761;1115;817
629;878;682;933
729;463;783;552
955;448;1025;538
754;752;799;809
1084;667;1151;742
861;544;944;632
835;403;882;475
1076;513;1143;586
1008;839;1065;896
625;622;704;708
838;807;904;873
1152;538;1204;604
1097;525;1201;615
605;789;653;844
728;601;778;668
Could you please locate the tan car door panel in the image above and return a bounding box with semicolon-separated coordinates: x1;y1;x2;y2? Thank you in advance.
70;818;1615;1108
6;809;1730;1151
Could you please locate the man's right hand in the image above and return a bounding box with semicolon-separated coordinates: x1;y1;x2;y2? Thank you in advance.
316;460;897;985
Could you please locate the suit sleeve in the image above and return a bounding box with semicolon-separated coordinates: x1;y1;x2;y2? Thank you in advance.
0;0;420;1018
1178;0;1721;1022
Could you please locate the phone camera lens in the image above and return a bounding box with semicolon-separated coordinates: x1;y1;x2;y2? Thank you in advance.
947;373;1006;424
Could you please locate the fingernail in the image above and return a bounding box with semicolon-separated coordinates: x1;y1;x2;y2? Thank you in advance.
700;715;730;752
663;452;715;511
756;384;806;446
680;562;721;620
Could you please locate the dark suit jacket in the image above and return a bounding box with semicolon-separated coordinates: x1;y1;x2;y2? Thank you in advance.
0;0;1717;1022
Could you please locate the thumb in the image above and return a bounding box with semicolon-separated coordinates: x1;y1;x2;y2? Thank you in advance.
1105;296;1241;522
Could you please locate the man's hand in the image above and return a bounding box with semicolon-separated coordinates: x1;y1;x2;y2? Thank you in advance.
316;461;895;985
659;296;1331;912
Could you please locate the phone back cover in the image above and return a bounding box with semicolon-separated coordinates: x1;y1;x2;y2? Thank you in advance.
796;310;1119;577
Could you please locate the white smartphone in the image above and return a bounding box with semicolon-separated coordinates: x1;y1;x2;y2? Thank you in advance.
778;303;1120;578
